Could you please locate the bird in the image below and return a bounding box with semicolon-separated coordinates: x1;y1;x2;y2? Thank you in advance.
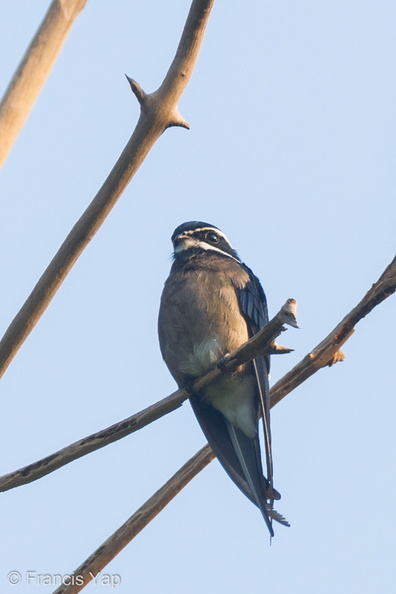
158;221;288;536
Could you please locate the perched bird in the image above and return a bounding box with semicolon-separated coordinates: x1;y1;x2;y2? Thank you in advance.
158;221;288;536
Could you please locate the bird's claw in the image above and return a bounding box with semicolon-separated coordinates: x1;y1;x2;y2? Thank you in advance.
216;356;228;373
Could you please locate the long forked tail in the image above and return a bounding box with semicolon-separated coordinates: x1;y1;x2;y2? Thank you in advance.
189;393;289;532
226;420;275;536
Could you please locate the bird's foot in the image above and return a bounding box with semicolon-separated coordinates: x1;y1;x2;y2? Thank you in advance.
216;356;228;373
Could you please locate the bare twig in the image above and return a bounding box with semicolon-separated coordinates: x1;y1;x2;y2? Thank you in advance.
0;299;296;492
0;0;88;167
1;255;394;496
51;256;395;593
52;445;214;594
0;0;216;380
270;254;396;407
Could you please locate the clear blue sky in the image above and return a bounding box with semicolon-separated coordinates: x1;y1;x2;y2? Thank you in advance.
0;1;395;592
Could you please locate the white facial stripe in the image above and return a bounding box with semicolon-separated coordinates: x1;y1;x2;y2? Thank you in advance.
174;237;239;262
183;227;234;248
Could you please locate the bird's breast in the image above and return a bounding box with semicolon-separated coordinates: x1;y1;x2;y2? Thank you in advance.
158;265;259;437
159;267;250;378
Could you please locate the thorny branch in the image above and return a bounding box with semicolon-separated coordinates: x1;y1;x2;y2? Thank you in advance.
0;0;215;380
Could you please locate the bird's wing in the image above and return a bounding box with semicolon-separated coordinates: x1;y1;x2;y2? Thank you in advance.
235;265;274;497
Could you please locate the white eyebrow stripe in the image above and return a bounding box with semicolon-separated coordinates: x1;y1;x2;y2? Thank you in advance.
174;237;240;262
183;227;234;248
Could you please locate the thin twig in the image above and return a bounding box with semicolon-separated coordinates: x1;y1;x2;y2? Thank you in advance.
0;299;296;492
0;0;216;380
1;255;394;496
0;0;88;167
51;256;395;593
52;445;214;594
270;254;396;407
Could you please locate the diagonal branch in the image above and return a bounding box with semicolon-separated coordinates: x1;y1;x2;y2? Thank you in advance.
0;299;297;492
53;445;214;594
270;254;396;407
0;0;216;380
1;254;395;496
0;0;88;167
52;256;395;593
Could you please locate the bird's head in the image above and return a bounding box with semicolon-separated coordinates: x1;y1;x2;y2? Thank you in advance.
171;221;241;262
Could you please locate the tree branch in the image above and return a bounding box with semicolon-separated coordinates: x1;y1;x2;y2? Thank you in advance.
0;299;297;492
52;445;214;594
51;256;395;593
270;254;396;407
0;0;88;167
1;254;394;497
0;0;216;380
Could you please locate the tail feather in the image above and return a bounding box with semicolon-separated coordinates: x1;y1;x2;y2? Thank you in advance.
226;420;274;537
189;393;289;533
267;507;290;527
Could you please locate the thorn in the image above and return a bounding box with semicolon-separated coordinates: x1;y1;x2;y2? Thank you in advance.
125;75;147;106
168;110;190;130
268;343;294;355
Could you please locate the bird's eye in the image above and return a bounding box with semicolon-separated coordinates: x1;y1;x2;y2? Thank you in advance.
206;232;220;244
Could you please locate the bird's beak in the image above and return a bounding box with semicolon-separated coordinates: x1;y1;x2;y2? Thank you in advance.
173;233;190;252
